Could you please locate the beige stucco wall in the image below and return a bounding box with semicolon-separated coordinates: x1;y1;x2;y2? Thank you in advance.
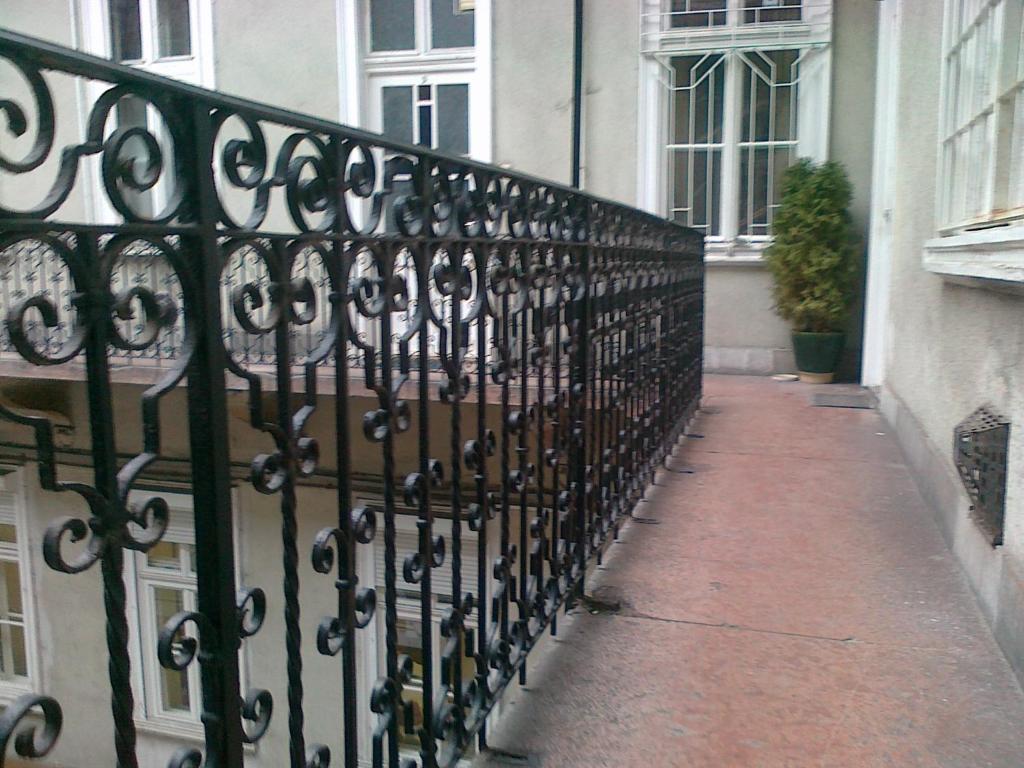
492;0;639;199
212;0;340;121
874;0;1024;680
492;0;575;185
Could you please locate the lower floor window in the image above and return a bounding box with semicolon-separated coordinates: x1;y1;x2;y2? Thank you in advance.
0;469;32;689
134;531;201;723
388;611;478;755
0;530;27;684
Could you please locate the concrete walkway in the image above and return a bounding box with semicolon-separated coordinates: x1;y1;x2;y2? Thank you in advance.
475;375;1024;768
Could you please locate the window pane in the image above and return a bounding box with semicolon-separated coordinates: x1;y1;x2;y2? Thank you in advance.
669;0;727;28
115;96;155;219
396;618;424;682
109;0;143;61
741;50;798;143
154;587;190;713
382;86;414;144
1010;89;1024;209
418;104;433;147
4;625;27;678
394;617;425;747
671;148;721;236
156;0;192;58
672;55;725;145
0;562;22;618
743;0;802;24
0;561;27;680
371;0;416;52
0;524;17;545
431;0;474;49
738;146;792;236
146;540;182;571
437;84;469;155
398;685;424;748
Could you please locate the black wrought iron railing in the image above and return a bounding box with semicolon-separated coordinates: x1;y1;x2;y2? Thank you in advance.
0;29;704;768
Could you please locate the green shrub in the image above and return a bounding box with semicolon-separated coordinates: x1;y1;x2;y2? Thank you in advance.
764;159;857;333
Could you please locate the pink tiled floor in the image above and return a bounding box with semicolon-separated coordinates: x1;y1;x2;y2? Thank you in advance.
475;375;1024;768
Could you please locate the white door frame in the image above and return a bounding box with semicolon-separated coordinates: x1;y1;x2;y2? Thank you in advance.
861;0;901;388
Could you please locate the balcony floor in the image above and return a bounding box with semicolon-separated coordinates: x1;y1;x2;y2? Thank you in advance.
475;374;1024;767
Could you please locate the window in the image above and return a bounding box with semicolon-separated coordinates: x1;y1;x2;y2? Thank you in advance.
107;0;196;69
743;0;802;25
81;0;212;223
381;82;470;154
386;614;476;756
669;49;802;239
363;0;481;159
368;0;475;54
126;490;245;736
667;0;803;29
641;0;830;251
128;493;201;728
0;470;35;694
938;0;1024;231
372;516;480;758
669;0;727;28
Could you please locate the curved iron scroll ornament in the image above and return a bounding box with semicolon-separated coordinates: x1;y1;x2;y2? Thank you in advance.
0;29;703;768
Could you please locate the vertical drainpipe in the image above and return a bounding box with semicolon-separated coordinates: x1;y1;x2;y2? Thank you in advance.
571;0;584;188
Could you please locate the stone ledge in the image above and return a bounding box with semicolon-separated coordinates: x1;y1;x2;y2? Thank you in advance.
923;225;1024;294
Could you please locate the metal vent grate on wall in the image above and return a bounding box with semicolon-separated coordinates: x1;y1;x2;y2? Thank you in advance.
954;406;1010;546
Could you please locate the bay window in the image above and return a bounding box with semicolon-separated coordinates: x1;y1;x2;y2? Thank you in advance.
937;0;1024;231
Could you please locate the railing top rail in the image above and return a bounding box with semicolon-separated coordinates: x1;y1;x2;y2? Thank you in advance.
0;28;696;241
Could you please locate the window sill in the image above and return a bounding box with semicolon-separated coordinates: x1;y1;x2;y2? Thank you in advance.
134;717;259;753
0;681;34;705
705;239;770;266
923;225;1024;294
134;716;204;743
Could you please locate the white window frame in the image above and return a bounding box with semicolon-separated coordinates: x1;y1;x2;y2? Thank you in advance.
357;0;492;162
0;468;41;702
367;72;480;157
363;0;477;65
75;0;215;224
638;0;831;262
78;0;215;84
924;0;1024;288
638;0;832;261
125;489;245;742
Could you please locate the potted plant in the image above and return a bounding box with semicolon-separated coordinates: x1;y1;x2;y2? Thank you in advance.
764;159;857;384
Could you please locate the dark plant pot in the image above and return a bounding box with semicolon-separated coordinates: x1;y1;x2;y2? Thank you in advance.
791;332;845;384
